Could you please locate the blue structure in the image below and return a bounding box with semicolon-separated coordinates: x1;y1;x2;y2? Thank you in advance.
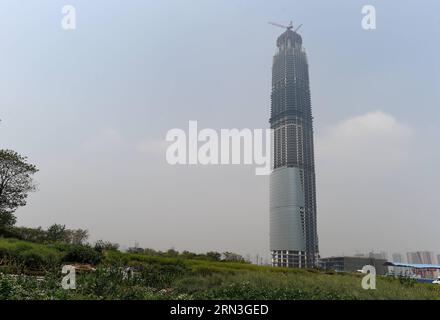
385;262;440;282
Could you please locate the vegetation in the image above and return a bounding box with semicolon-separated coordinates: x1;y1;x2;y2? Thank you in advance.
1;224;90;245
1;236;440;300
0;238;99;273
0;150;38;230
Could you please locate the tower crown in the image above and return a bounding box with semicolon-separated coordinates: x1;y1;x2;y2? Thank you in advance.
276;29;302;49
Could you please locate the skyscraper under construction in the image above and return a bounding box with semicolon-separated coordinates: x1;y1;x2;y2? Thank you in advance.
269;24;319;268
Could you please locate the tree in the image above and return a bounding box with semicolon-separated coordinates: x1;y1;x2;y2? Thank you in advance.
0;150;38;225
0;211;16;229
165;248;179;257
128;244;145;254
94;240;119;252
65;228;89;245
222;251;247;263
181;250;198;259
46;224;67;242
206;251;222;261
12;226;46;242
143;248;159;256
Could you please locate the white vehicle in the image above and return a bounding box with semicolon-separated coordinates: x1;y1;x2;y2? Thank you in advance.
432;276;440;285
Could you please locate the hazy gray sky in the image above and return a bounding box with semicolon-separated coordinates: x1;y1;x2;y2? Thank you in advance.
0;0;439;259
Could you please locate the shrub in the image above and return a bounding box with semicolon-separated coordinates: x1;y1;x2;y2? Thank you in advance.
138;263;187;288
60;244;102;265
10;227;47;243
0;238;62;271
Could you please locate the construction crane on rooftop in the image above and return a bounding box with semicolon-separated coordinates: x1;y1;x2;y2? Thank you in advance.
268;21;303;33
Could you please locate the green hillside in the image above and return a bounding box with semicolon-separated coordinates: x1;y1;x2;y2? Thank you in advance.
1;237;439;300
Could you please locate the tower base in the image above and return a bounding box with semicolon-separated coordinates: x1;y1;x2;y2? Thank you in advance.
271;250;307;268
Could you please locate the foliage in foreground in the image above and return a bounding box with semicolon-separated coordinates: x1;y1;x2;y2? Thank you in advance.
0;238;100;272
1;265;440;300
1;238;440;300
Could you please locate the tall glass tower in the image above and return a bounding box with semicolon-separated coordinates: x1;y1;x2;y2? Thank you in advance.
269;27;319;268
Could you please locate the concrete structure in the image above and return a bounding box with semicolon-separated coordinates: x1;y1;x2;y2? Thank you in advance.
319;256;388;275
269;26;319;268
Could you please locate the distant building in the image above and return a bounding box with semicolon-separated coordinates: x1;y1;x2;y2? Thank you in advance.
392;253;404;263
407;252;421;264
319;256;388;275
390;253;405;277
369;251;388;260
407;251;436;264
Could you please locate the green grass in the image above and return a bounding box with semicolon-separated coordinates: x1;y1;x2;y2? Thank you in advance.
0;238;62;272
0;237;100;272
1;237;440;300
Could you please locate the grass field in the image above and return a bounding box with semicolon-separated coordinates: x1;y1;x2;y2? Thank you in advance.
1;237;440;300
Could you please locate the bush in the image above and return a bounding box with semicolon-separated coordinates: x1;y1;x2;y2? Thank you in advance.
139;263;187;288
10;227;47;243
18;251;46;270
0;238;62;271
60;244;102;265
0;227;21;239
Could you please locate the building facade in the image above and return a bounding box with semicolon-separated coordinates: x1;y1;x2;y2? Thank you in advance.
369;251;388;260
269;28;319;268
319;256;388;275
390;253;406;277
407;251;437;265
392;253;404;263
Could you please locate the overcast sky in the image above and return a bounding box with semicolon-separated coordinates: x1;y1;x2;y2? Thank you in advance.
0;0;439;260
